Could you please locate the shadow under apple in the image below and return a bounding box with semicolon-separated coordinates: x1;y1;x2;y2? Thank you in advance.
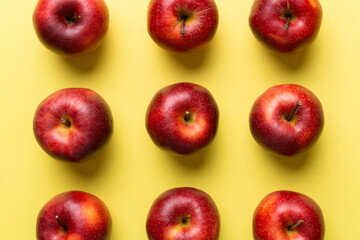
166;44;211;70
60;143;114;177
263;47;310;71
61;40;108;73
260;146;317;170
166;143;216;170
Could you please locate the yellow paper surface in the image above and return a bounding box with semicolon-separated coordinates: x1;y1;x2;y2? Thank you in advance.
0;0;357;239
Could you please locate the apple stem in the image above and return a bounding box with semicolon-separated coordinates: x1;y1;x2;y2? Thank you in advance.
283;0;291;31
283;18;291;31
286;101;302;121
61;117;71;127
184;111;191;121
55;215;68;232
288;220;304;230
180;19;186;35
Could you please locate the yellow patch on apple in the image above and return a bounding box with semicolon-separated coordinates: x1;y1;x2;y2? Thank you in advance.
308;0;317;8
182;118;206;139
65;233;82;240
82;204;101;227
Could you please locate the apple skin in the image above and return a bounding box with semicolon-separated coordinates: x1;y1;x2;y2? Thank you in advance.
147;0;219;52
253;190;325;240
146;187;220;240
37;191;112;240
146;82;219;154
249;0;322;53
33;0;109;56
33;88;113;162
249;84;324;156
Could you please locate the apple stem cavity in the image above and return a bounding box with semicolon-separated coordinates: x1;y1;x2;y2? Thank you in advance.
288;219;304;231
65;15;82;27
55;215;68;232
286;101;302;121
181;216;192;224
61;117;71;127
183;111;191;122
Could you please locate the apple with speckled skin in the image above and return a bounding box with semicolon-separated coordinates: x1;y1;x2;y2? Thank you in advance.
249;0;322;53
147;0;219;52
146;82;219;154
37;191;111;240
249;84;324;156
33;0;109;56
146;187;220;240
253;190;325;240
33;88;113;162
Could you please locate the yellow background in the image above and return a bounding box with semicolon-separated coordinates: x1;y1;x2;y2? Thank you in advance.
0;0;357;239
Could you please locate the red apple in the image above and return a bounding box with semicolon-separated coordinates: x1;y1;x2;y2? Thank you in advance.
249;0;322;53
37;191;112;240
33;88;113;162
33;0;109;56
147;0;219;52
146;82;219;154
146;187;220;240
249;84;324;156
253;190;325;240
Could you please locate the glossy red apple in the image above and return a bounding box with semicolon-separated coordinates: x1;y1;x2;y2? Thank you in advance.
33;88;113;162
146;187;220;240
37;191;112;240
33;0;109;56
249;0;322;53
146;82;219;154
147;0;219;52
253;190;325;240
249;84;324;156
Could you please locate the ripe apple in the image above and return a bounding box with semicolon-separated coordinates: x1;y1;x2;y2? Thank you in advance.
146;187;220;240
249;0;323;53
253;190;325;240
33;0;109;56
37;191;112;240
147;0;219;52
249;84;324;156
146;82;219;154
33;88;113;162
